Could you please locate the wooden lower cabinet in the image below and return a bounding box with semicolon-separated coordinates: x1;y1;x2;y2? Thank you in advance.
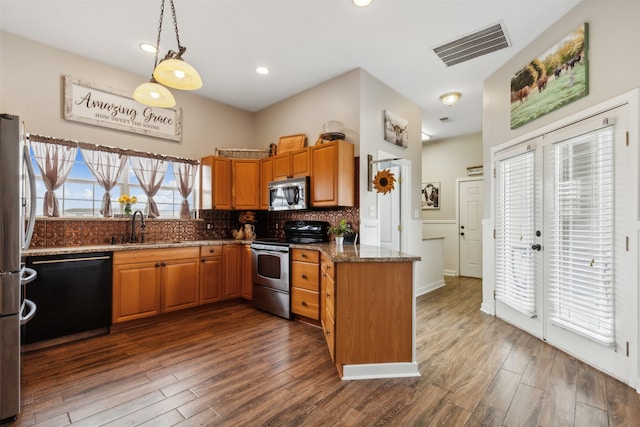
223;244;241;299
112;247;199;324
321;255;414;377
292;249;320;320
241;244;253;300
200;245;223;304
320;253;335;360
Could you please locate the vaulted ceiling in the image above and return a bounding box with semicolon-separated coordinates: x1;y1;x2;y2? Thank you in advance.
0;0;582;141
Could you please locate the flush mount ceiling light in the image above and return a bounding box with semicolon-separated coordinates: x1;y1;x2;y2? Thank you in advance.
256;66;269;75
353;0;373;6
440;92;461;106
133;0;202;107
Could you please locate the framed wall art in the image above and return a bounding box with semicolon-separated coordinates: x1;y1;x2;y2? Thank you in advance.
383;110;408;148
510;23;589;129
422;182;440;210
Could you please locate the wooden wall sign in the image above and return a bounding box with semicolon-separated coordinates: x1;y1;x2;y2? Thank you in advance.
64;75;182;142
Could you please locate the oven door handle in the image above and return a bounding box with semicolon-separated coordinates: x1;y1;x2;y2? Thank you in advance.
255;249;289;256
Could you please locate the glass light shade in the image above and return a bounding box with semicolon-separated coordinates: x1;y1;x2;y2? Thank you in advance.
133;81;176;108
153;58;203;90
440;92;461;106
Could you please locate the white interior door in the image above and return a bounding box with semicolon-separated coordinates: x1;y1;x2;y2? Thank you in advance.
378;163;401;251
459;179;483;278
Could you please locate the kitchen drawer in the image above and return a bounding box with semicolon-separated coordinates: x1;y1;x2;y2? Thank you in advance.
291;288;319;320
325;274;335;320
291;261;319;291
292;248;319;263
323;311;335;361
200;244;222;257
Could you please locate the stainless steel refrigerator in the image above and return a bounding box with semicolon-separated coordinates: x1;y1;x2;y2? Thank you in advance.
0;114;37;424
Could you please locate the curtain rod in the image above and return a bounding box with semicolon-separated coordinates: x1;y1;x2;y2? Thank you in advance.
27;133;199;166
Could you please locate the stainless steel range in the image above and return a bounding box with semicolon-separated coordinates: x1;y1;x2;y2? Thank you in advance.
251;221;329;319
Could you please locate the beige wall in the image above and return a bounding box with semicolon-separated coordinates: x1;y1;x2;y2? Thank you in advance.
482;1;640;216
0;31;255;160
421;132;482;275
421;132;482;221
253;69;361;151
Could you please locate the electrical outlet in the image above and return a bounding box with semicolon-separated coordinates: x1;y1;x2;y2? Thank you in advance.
206;222;213;230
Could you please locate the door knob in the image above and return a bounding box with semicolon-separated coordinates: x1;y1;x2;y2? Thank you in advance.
531;244;541;251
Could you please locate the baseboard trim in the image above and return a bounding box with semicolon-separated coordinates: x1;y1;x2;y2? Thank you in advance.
443;269;457;276
416;279;445;297
341;362;421;380
480;302;494;315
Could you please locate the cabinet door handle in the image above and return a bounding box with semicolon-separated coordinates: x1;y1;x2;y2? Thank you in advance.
301;301;307;306
325;330;330;336
209;249;216;253
201;258;206;263
301;274;307;280
155;263;161;268
326;293;330;299
161;262;167;267
301;253;307;258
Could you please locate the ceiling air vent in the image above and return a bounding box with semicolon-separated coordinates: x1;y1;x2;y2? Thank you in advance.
433;22;510;67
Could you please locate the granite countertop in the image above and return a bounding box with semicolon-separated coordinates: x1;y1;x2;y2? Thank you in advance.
24;240;420;263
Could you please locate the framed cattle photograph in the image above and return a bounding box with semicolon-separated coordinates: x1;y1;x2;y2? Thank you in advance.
510;23;589;129
422;182;440;210
383;110;409;148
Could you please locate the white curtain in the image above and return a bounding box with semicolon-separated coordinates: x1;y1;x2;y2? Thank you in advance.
81;149;128;217
173;162;197;219
130;156;168;218
30;140;77;217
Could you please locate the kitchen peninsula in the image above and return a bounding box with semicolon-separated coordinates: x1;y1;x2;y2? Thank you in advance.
24;240;420;380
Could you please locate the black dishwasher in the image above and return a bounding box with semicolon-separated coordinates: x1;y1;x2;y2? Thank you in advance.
22;252;112;346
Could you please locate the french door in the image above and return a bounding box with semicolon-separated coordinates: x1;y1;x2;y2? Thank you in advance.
495;106;633;381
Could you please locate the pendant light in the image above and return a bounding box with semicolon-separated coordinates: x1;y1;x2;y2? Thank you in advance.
133;0;202;108
153;0;202;90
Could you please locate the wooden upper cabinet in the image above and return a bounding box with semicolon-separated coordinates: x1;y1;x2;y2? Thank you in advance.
272;148;310;182
310;140;354;207
232;159;260;210
259;157;273;210
290;148;310;178
272;152;291;181
200;156;231;210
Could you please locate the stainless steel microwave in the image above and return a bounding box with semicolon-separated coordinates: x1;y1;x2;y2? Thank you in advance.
268;176;309;211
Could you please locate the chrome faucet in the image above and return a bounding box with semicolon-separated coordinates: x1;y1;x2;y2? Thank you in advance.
131;210;146;243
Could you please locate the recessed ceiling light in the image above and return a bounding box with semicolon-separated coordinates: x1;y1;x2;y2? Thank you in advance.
256;66;269;75
139;42;157;54
353;0;373;6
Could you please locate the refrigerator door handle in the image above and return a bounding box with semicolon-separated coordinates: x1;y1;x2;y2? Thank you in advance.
20;298;37;325
21;267;37;285
22;148;37;250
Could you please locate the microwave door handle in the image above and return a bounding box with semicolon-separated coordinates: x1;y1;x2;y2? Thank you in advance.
22;148;37;250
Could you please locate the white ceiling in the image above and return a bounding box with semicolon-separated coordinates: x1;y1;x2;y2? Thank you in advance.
0;0;582;141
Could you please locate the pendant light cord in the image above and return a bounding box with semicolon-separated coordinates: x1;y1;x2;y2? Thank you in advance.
152;0;166;71
169;0;184;51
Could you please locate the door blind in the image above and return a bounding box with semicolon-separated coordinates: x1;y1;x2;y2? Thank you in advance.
547;126;614;346
495;150;536;317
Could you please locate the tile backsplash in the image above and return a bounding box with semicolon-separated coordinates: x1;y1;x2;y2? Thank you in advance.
29;207;360;248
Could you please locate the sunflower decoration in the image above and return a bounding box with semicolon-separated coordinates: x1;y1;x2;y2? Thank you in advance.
372;169;396;195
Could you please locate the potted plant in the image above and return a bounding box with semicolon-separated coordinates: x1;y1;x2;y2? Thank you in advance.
328;219;353;246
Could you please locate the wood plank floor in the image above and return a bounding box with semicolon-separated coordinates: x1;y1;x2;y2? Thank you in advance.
15;276;640;426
